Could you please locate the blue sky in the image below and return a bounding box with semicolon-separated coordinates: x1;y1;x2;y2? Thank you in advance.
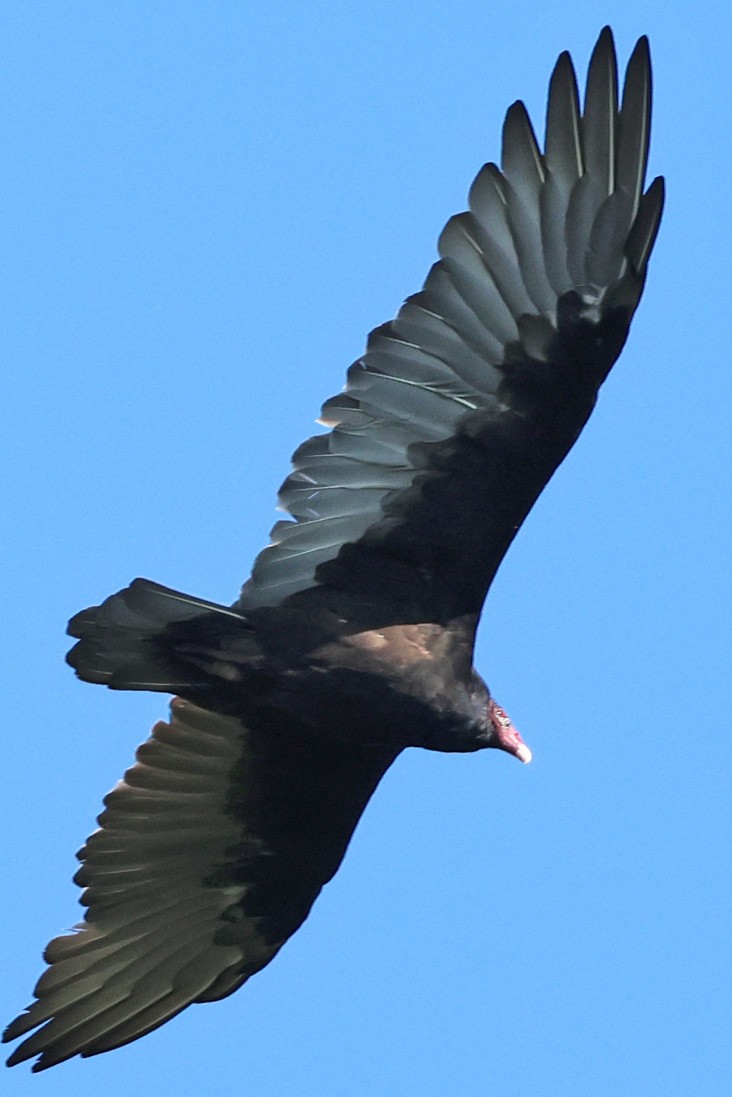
2;2;730;1094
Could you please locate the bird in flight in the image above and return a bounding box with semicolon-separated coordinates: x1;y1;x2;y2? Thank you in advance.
5;26;664;1071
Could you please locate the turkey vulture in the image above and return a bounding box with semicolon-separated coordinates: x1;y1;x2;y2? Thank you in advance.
5;26;664;1071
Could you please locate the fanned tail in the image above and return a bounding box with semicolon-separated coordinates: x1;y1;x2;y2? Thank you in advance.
67;579;258;693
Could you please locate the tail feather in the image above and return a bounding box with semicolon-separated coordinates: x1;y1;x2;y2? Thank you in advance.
67;579;258;693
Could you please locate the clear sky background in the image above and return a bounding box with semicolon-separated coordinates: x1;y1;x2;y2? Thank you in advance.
2;2;729;1094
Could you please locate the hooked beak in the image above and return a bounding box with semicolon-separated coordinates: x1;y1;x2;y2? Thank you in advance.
513;741;533;764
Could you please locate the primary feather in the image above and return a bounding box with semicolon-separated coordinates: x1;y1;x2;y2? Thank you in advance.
237;29;662;614
5;27;663;1071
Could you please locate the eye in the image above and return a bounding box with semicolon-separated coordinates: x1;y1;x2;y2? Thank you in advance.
492;704;511;727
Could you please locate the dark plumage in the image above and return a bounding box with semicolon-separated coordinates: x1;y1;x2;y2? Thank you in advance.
5;27;664;1071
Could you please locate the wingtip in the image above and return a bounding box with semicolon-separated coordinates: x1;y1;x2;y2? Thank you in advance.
626;174;665;274
624;33;652;100
595;25;615;49
4;1040;32;1070
587;26;617;79
630;33;651;63
549;49;575;84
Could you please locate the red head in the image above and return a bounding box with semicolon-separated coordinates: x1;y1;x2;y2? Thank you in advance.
488;699;532;763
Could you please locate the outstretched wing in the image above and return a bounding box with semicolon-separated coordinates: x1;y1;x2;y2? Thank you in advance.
4;699;397;1071
239;28;664;622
